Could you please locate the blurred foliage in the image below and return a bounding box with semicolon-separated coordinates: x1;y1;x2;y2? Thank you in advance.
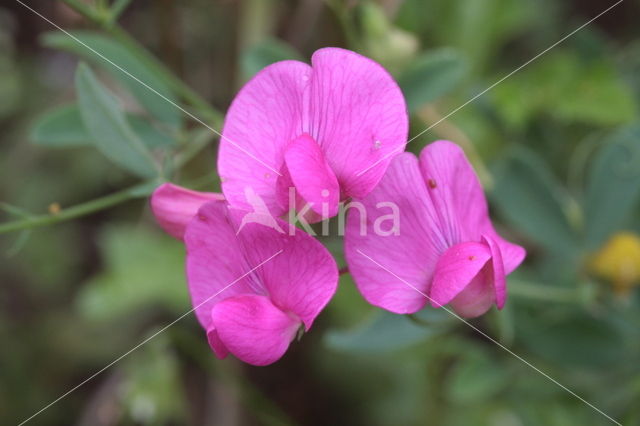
2;0;640;425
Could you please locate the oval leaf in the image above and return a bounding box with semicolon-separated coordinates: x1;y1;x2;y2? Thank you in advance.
44;31;181;129
584;124;640;248
398;48;467;112
75;63;157;177
30;104;91;148
491;147;577;255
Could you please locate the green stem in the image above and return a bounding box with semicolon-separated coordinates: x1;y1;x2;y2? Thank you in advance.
0;184;151;235
108;0;132;22
62;0;101;21
509;280;580;303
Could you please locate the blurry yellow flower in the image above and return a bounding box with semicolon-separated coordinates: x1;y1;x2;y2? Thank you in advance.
589;232;640;295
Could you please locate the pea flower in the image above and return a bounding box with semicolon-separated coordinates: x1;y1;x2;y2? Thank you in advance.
345;141;525;318
151;182;223;240
218;47;408;222
151;184;338;365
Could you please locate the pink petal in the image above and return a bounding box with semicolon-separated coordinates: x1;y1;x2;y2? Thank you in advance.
309;48;408;199
429;242;492;308
419;140;526;273
184;201;261;330
449;270;496;318
482;235;507;309
150;183;224;240
206;328;229;359
345;153;445;314
278;133;340;219
218;60;311;218
231;212;338;330
210;294;301;366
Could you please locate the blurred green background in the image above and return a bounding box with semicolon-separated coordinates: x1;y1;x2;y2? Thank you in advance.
2;0;640;425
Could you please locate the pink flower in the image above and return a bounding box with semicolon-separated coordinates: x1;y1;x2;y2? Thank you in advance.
218;47;408;222
151;184;338;365
345;141;525;318
151;183;223;240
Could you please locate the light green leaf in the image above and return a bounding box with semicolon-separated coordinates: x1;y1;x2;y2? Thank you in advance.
30;103;176;149
324;309;449;354
398;48;467;112
584;124;640;247
515;309;625;368
492;52;637;128
75;63;158;177
77;225;188;322
446;351;509;403
30;104;91;147
128;115;176;148
491;147;577;255
43;31;181;129
241;38;303;80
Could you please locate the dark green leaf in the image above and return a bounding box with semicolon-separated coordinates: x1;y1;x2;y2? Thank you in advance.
584;124;640;247
398;48;467;112
31;103;176;150
491;147;577;255
324;310;448;354
30;104;91;147
43;31;181;128
77;225;189;321
75;63;158;177
516;309;625;368
128;115;176;148
446;352;509;403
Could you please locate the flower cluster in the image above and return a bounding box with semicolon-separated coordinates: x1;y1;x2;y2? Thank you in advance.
151;48;525;366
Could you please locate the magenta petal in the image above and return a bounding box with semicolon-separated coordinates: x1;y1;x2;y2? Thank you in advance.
449;271;495;318
151;183;223;240
419;141;526;273
429;242;492;308
211;294;301;366
231;213;338;330
206;327;229;359
309;48;408;199
483;226;526;275
218;60;312;217
482;235;507;309
345;153;444;314
418;141;488;244
282;134;340;218
184;201;259;330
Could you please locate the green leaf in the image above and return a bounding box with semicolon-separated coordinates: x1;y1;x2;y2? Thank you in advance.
584;124;640;247
446;351;509;403
241;38;303;80
30;104;91;148
492;52;637;128
30;103;176;150
75;63;158;177
122;338;186;424
515;308;625;368
128;115;176;148
398;48;467;112
491;147;577;255
324;310;449;354
43;31;181;129
77;225;189;322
